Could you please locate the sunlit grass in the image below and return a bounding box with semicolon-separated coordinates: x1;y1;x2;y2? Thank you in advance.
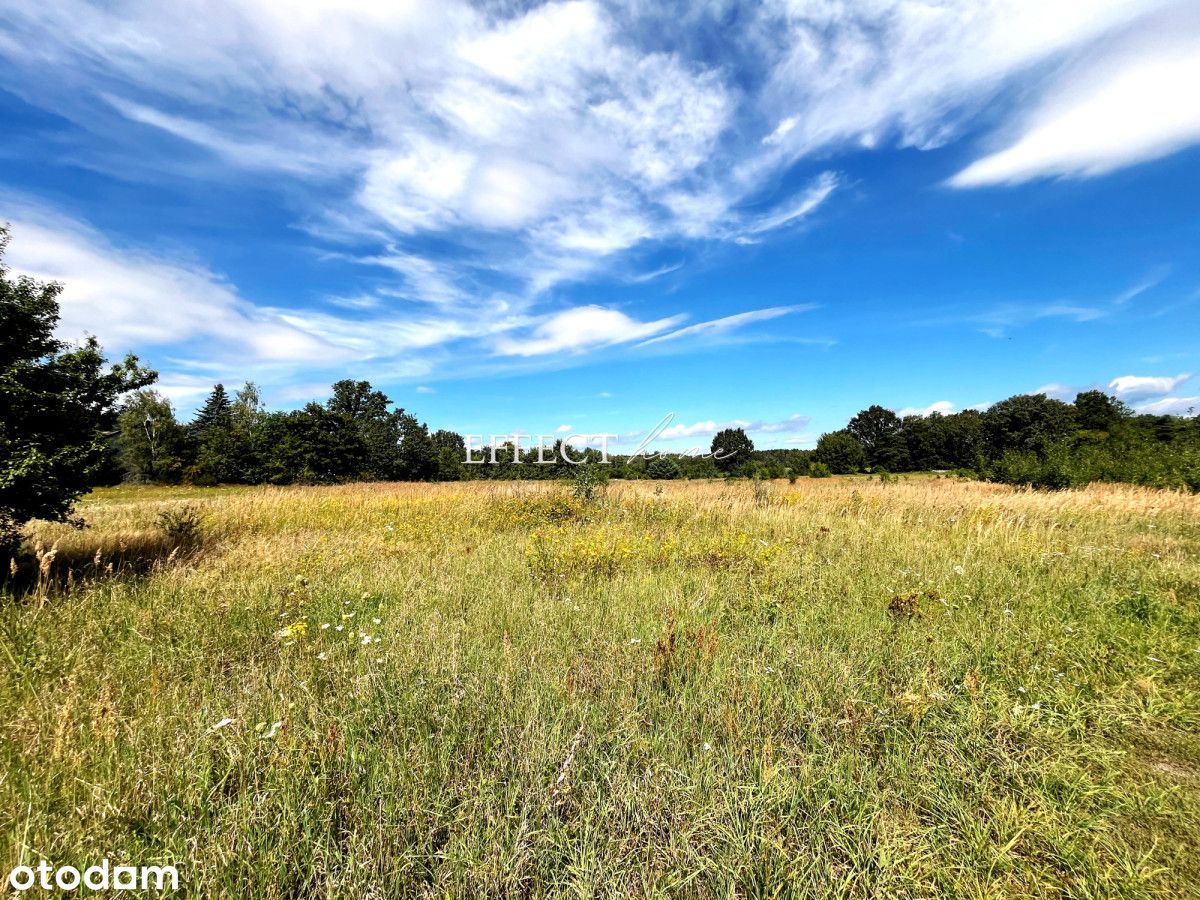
3;477;1199;897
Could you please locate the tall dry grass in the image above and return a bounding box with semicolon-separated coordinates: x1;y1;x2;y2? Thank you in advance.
2;476;1198;897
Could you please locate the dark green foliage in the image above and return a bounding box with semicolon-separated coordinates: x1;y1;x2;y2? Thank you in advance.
253;405;367;484
902;410;983;470
571;463;609;500
1074;390;1130;432
711;427;753;473
0;227;155;550
814;430;866;474
983;393;1077;457
118;390;190;483
431;430;466;482
394;412;438;481
675;453;720;479
184;384;234;484
156;505;204;548
190;383;232;434
847;405;909;470
647;456;681;480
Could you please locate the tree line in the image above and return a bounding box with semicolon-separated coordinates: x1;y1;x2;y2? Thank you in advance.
3;224;1199;554
111;381;467;486
106;382;1200;494
805;395;1200;490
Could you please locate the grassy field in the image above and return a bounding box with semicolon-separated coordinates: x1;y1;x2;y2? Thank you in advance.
2;477;1199;898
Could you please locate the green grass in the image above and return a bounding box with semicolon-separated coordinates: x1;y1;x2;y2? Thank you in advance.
3;478;1199;897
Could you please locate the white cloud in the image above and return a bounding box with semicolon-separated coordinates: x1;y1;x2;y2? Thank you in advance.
493;306;683;357
751;0;1169;173
4;0;1198;400
1135;396;1199;415
353;251;471;307
950;7;1200;186
415;385;436;394
1;200;518;393
1031;383;1076;400
896;400;956;417
638;305;812;347
1109;373;1192;399
2;0;1182;315
746;173;839;234
2;201;335;365
556;424;572;433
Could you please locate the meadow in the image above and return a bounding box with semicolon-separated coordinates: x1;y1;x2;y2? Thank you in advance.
2;476;1199;898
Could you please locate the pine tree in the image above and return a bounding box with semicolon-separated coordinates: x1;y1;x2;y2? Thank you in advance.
186;384;235;484
191;384;232;434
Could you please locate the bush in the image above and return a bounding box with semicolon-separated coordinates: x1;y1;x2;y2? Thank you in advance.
571;463;609;501
814;430;866;474
647;457;681;480
156;505;204;547
808;462;832;478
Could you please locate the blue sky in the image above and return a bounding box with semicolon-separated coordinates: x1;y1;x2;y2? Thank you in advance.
2;0;1198;451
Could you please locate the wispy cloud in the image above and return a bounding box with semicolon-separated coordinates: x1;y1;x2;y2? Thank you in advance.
1113;267;1171;305
950;268;1173;337
744;173;839;235
493;306;683;357
7;199;805;398
2;199;338;367
950;5;1200;187
3;0;1187;311
637;305;813;347
970;303;1108;338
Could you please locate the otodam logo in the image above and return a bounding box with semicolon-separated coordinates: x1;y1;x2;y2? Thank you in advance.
7;860;178;892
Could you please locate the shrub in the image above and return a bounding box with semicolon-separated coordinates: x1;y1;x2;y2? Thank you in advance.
156;505;204;547
571;463;609;501
647;457;681;480
808;462;832;478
